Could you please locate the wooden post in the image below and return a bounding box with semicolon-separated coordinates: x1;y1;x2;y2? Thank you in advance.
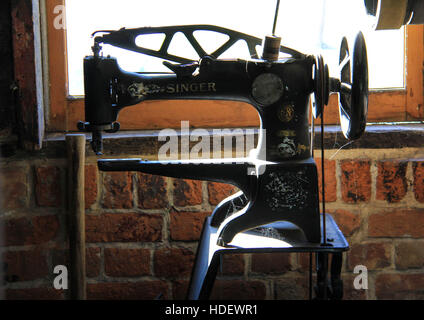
66;134;86;300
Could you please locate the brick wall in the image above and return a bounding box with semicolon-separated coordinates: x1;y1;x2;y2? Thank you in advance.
1;146;424;300
0;1;423;301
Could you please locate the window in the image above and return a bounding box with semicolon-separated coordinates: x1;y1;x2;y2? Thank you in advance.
45;0;424;133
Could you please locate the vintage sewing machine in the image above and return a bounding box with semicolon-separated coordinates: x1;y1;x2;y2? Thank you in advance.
78;22;368;300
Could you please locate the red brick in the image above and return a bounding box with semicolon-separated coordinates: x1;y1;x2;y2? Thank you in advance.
173;179;202;206
290;264;369;300
85;165;98;209
412;161;424;202
102;172;133;209
2;217;31;247
86;213;162;243
207;182;236;205
376;161;408;203
51;247;100;279
104;248;150;277
0;167;28;210
154;248;194;278
138;173;168;209
275;277;308;300
251;252;292;274
210;280;266;300
3;250;48;282
375;273;424;299
172;280;189;300
297;252;316;272
6;287;64;300
347;242;391;271
369;209;424;238
328;209;361;237
2;215;59;247
32;215;60;245
86;247;101;278
170;211;209;241
51;249;68;268
87;281;168;300
35;166;61;207
341;160;371;203
221;254;245;276
342;274;368;300
315;158;337;202
395;241;424;270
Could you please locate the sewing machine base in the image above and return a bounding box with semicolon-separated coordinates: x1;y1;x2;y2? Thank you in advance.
187;213;349;300
99;157;322;245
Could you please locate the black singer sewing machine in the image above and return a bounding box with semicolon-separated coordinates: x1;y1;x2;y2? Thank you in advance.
78;23;368;300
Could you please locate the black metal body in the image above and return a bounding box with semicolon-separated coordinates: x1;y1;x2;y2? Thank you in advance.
187;214;347;300
78;24;369;299
86;45;322;244
84;54;316;164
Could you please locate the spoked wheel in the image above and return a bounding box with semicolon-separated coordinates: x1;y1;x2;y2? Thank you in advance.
311;32;369;140
338;32;369;140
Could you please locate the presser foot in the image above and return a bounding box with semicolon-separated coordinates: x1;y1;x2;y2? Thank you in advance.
77;121;120;155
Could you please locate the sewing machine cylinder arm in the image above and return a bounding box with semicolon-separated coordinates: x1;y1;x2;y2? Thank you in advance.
80;46;316;159
88;51;316;190
80;55;260;154
78;25;368;246
78;25;310;155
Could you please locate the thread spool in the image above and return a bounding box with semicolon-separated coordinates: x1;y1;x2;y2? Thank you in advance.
262;35;281;61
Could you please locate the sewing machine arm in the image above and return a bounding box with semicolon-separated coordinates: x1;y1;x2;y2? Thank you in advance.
90;25;305;63
79;49;315;155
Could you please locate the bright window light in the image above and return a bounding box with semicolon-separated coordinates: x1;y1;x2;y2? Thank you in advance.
66;0;404;96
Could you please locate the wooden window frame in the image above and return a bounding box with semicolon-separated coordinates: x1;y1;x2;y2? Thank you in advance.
45;0;424;134
11;0;46;150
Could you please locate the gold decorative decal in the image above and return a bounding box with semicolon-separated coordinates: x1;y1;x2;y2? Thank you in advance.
278;104;295;123
128;82;160;99
128;82;217;99
166;82;217;94
297;144;308;154
276;130;296;138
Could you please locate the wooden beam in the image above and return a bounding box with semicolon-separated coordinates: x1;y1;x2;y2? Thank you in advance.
66;134;86;300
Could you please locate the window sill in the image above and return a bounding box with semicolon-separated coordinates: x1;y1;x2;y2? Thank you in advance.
38;123;424;159
1;123;423;160
316;122;424;150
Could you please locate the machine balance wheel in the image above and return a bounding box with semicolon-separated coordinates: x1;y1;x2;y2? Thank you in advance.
338;32;369;140
312;55;330;119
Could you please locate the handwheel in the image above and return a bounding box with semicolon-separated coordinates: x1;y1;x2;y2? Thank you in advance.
312;55;330;119
337;32;369;140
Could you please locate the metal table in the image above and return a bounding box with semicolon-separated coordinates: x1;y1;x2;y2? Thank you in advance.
187;213;349;300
